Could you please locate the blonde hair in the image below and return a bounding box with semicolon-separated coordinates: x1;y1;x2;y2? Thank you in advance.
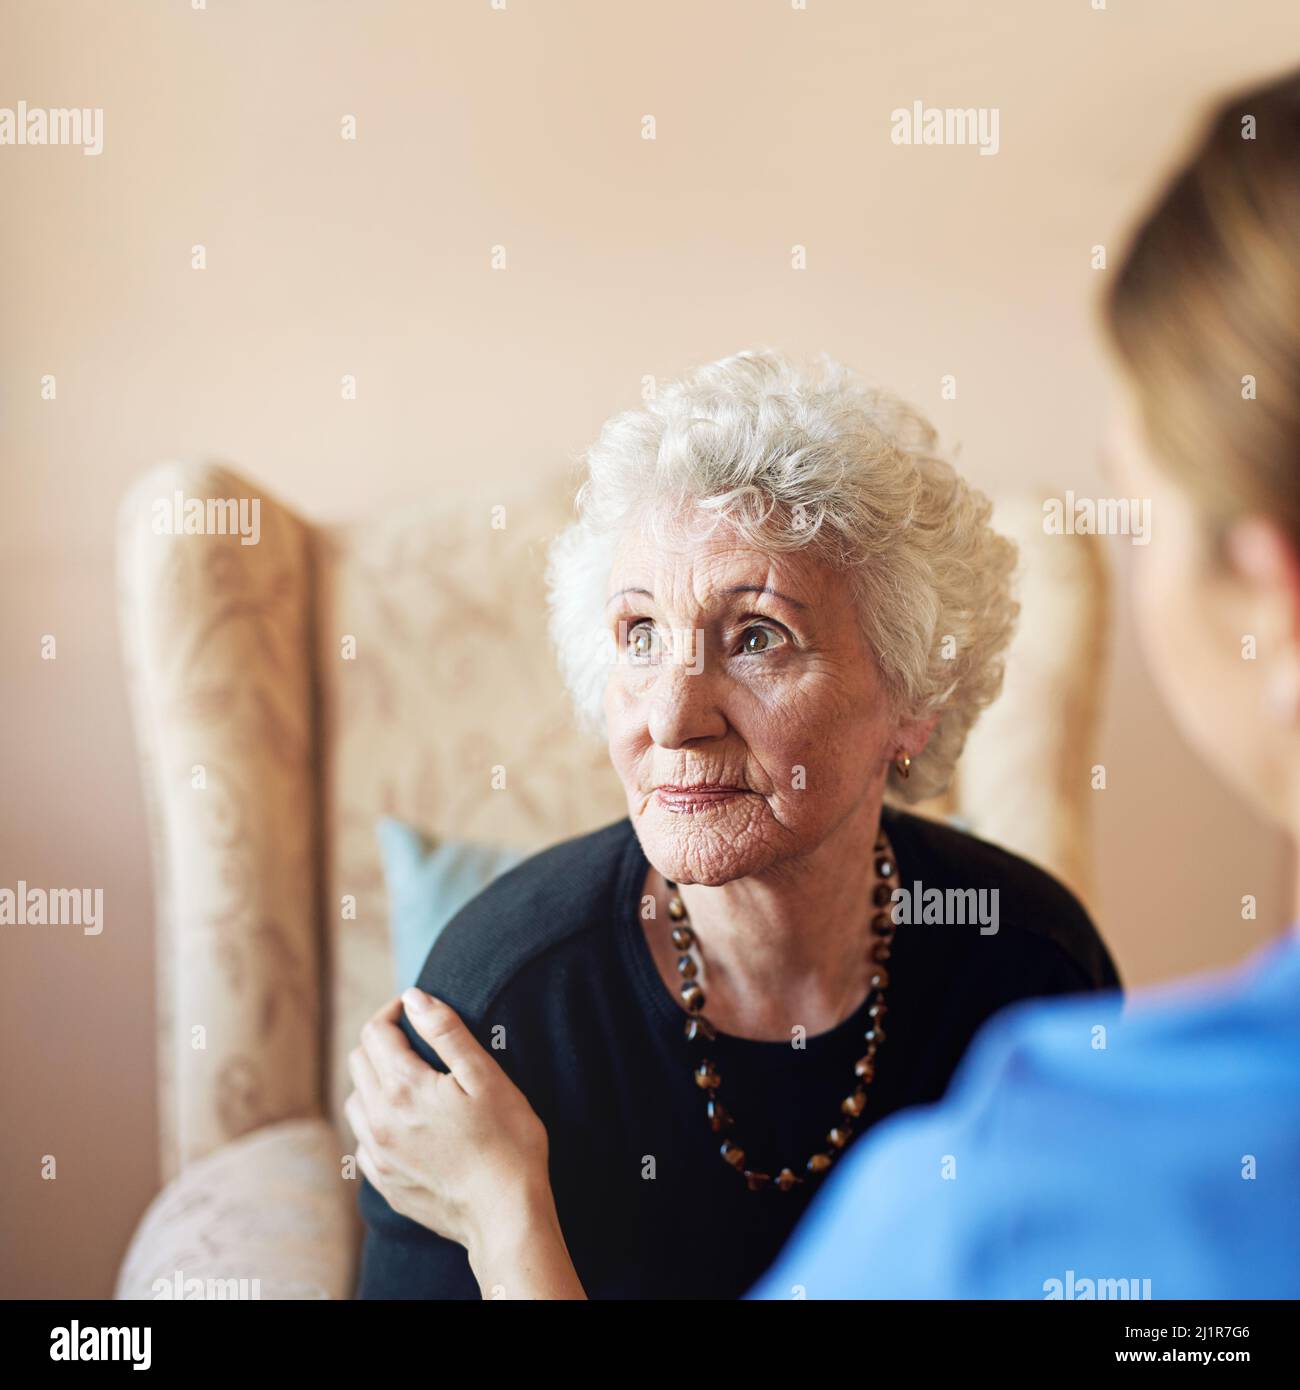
1105;67;1300;553
546;348;1018;802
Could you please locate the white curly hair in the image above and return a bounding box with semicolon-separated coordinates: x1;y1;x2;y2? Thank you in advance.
545;348;1019;802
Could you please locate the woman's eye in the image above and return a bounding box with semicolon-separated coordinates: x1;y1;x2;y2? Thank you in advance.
626;620;657;662
739;624;784;655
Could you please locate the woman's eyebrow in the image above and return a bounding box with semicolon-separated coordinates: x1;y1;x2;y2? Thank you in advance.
604;583;808;610
605;586;654;607
725;584;809;610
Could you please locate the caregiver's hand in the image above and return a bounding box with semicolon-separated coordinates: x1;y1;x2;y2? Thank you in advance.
346;988;586;1298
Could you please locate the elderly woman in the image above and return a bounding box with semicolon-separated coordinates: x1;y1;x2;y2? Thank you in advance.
351;350;1118;1300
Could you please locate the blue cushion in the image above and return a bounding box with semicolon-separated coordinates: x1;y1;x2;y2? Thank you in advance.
375;817;525;991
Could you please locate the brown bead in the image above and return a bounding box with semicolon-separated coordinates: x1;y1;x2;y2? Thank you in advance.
875;857;894;879
868;1000;888;1019
872;882;894;907
721;1140;745;1169
695;1061;720;1090
865;1022;887;1044
668;896;686;921
681;982;706;1013
841;1088;868;1118
871;941;892;963
744;1171;772;1192
869;965;891;990
775;1168;803;1192
706;1099;733;1132
806;1152;834;1175
671;925;695;950
854;1055;876;1081
676;954;698;979
827;1125;853;1149
684;1015;716;1042
871;912;892;935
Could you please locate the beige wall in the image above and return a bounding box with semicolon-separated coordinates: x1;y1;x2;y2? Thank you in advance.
2;0;1295;1297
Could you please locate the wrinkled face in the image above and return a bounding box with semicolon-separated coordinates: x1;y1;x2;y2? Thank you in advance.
601;515;900;886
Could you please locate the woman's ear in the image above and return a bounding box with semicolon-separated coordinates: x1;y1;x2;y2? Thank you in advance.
896;711;941;759
1226;517;1300;724
1225;517;1300;622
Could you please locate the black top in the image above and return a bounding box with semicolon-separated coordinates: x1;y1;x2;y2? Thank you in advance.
356;807;1120;1300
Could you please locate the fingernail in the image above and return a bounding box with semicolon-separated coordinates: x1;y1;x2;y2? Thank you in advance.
403;987;428;1013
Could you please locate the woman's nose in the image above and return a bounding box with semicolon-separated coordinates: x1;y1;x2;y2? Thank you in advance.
645;642;727;748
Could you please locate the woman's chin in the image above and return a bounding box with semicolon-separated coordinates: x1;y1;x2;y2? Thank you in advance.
635;797;775;886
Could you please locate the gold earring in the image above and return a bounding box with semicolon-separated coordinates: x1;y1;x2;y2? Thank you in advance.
894;751;911;780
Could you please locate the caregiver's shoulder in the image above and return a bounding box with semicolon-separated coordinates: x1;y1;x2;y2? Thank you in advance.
411;817;637;1019
884;804;1119;988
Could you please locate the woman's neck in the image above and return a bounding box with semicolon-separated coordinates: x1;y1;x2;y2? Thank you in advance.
641;797;886;1041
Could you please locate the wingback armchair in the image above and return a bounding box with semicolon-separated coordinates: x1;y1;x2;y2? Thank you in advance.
112;460;1107;1299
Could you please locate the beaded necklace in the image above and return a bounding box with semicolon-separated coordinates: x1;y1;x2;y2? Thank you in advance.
664;828;900;1192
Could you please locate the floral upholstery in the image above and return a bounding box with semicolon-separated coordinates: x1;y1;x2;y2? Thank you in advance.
115;1118;355;1300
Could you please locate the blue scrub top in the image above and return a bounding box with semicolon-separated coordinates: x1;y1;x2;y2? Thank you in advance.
747;932;1300;1300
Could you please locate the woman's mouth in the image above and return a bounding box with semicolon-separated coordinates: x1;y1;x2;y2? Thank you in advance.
654;784;750;813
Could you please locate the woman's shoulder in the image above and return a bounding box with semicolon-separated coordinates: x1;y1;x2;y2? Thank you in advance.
411;816;639;1022
881;803;1120;988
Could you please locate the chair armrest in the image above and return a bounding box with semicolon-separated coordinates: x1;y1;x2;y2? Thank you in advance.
115;1118;360;1300
116;461;323;1182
